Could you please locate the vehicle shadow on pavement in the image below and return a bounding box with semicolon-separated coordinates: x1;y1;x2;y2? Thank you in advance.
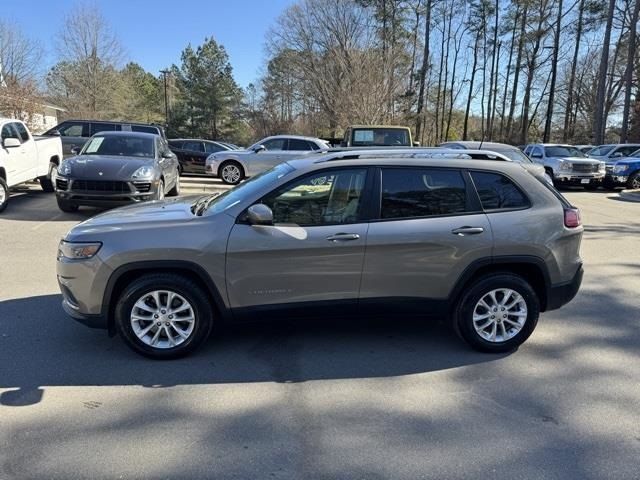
0;294;505;406
2;189;96;222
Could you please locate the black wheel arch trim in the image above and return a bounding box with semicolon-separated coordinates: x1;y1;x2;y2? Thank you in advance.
447;255;554;312
102;260;229;336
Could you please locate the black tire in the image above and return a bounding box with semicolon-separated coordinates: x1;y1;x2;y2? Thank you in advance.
219;161;244;185
626;171;640;190
0;177;9;213
115;273;214;359
56;197;79;212
454;273;540;353
167;176;180;197
39;162;58;192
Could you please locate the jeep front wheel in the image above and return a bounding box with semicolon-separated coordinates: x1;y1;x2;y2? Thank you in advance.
115;273;213;359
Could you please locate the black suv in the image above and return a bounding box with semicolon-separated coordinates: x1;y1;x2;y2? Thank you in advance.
44;120;166;157
168;139;232;174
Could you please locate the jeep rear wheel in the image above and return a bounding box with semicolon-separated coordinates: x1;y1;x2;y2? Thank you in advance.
115;273;213;359
454;273;539;353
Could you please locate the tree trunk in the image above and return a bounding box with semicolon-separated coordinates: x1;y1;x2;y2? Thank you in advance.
487;0;499;139
463;33;479;141
621;0;640;142
499;4;520;141
563;0;584;142
434;9;447;143
543;0;562;143
415;0;432;143
506;2;528;142
593;0;616;144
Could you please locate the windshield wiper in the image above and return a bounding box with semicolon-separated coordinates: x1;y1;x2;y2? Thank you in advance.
191;193;220;216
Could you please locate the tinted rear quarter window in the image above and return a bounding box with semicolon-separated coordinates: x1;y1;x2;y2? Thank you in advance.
381;168;467;219
287;139;312;151
90;123;119;136
132;125;160;135
13;122;30;142
470;171;530;210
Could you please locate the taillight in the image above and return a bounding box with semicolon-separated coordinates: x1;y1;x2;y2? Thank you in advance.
564;208;581;228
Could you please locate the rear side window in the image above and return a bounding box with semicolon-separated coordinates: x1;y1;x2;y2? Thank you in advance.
182;141;204;152
132;125;159;135
287;139;313;151
470;172;530;210
381;168;467;219
90;123;119;136
204;142;224;153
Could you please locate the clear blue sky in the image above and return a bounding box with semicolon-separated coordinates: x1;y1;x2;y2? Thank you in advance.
3;0;294;88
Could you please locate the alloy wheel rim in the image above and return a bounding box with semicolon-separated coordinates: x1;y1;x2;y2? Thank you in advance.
472;288;527;343
632;176;640;189
130;290;195;349
0;184;6;205
222;165;240;183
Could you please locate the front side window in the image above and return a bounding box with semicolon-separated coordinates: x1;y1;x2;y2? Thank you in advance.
204;142;224;154
381;168;467;219
168;140;183;149
530;147;543;158
615;146;640;157
262;169;367;226
81;135;155;158
262;138;287;151
58;122;87;137
589;145;614;156
1;123;20;141
13;123;30;142
470;171;530;210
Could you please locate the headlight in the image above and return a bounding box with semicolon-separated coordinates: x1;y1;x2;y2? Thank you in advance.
132;165;155;179
613;164;629;174
58;161;72;176
559;160;572;172
58;240;102;260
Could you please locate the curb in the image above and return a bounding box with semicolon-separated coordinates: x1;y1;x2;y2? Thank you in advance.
618;189;640;202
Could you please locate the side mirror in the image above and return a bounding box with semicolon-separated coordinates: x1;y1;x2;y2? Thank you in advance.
253;145;266;153
531;152;542;159
611;152;623;158
3;137;21;148
247;204;273;226
70;146;81;155
413;141;420;147
47;129;61;137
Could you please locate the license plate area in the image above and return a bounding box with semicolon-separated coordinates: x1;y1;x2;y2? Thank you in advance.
580;179;590;184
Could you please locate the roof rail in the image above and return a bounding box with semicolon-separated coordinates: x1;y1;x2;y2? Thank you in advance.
313;147;512;163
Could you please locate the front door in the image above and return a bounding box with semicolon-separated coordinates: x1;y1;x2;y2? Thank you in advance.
247;138;288;176
359;167;493;315
1;123;29;184
226;167;370;318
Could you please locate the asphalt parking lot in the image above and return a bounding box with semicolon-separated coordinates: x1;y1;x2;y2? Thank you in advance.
1;179;639;479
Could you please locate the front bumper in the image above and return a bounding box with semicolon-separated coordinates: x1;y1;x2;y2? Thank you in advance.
547;265;583;311
554;174;604;185
62;298;108;329
604;173;628;186
55;177;159;206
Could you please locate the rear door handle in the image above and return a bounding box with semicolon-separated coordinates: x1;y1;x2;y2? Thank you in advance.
326;233;360;242
451;226;484;236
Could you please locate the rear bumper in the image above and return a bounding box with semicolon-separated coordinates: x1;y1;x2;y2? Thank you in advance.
547;265;583;311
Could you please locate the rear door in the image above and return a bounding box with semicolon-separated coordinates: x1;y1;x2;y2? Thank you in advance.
226;167;371;317
359;167;493;315
247;138;288;176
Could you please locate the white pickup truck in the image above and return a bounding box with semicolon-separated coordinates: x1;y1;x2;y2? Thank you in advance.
0;118;63;212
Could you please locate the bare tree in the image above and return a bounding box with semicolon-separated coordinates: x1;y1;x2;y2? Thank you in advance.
621;0;640;142
593;0;616;144
0;21;43;124
415;0;432;142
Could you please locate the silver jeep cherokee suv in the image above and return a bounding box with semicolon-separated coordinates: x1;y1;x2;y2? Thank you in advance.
57;149;584;359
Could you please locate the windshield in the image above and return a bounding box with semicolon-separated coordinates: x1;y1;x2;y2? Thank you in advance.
544;146;586;158
81;135;155;158
589;145;614;156
352;128;410;146
198;163;295;215
491;148;532;163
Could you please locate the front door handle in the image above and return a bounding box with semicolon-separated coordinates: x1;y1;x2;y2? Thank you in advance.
326;233;360;242
451;226;484;236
